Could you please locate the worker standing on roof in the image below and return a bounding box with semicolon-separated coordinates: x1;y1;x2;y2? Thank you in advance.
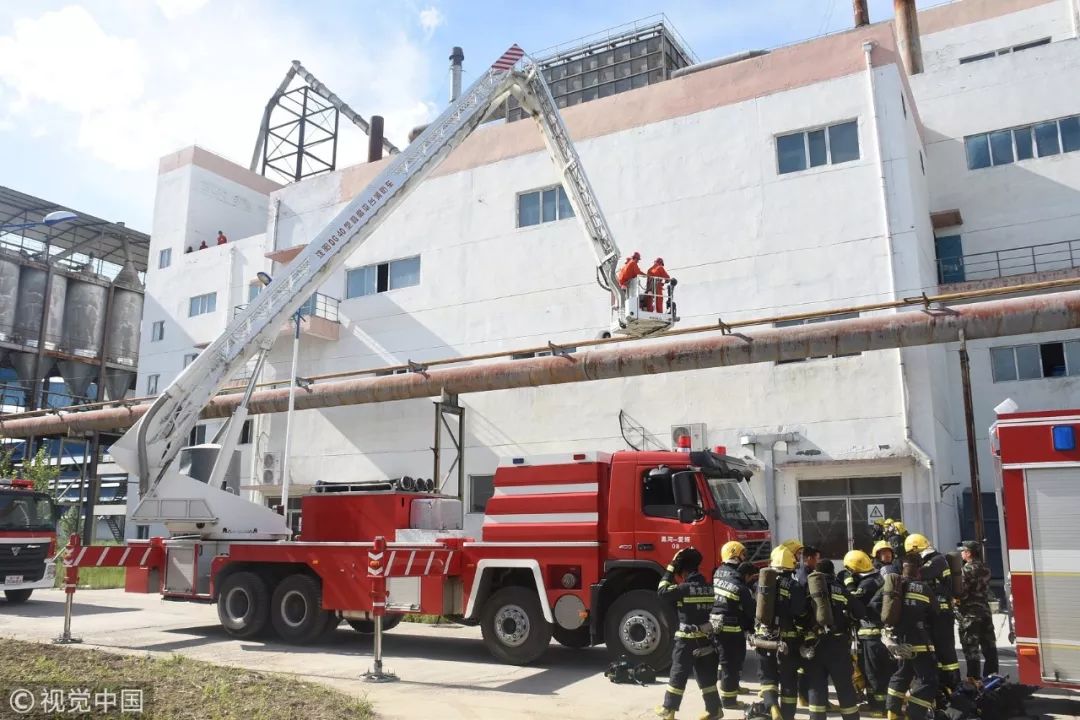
198;239;208;250
712;541;755;710
646;257;670;313
656;547;722;720
217;230;228;245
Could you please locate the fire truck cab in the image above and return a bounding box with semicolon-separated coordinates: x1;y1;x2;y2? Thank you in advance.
0;478;59;604
994;406;1080;689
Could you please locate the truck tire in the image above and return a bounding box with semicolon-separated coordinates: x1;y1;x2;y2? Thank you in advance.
480;586;552;665
346;614;403;634
217;571;270;638
270;574;335;645
553;624;591;649
604;589;674;670
3;589;33;604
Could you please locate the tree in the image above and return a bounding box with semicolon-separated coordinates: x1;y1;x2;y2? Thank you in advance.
1;444;79;537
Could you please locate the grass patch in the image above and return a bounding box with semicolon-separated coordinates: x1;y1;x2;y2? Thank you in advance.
0;639;373;720
53;540;127;589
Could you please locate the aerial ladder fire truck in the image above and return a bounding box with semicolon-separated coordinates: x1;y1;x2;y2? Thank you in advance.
63;45;768;668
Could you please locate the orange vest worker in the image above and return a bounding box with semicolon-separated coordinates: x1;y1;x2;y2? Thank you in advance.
616;252;644;288
647;258;669;312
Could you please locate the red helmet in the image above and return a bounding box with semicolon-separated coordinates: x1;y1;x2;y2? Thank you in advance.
630;251;641;261
653;257;664;265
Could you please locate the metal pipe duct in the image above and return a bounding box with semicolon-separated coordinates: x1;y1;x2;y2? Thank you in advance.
367;115;385;163
670;50;769;80
853;0;870;27
894;0;923;75
450;46;465;103
4;290;1080;438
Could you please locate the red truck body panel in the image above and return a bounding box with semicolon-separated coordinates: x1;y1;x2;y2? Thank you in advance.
994;408;1080;690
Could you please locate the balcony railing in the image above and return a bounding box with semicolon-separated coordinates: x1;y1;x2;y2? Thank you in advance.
234;292;340;322
938;239;1080;284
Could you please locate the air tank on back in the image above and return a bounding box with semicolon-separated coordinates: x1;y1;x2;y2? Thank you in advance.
104;261;143;400
13;265;67;349
0;256;20;342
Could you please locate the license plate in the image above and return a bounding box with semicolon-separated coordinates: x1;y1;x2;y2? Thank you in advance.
4;575;23;585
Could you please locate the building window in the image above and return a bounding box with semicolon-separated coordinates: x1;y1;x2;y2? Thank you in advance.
346;256;421;298
965;113;1080;169
517;186;575;227
239;419;252;445
959;37;1050;64
776;120;860;175
990;340;1080;382
189;424;207;445
184;352;198;368
188;292;217;317
158;248;172;269
468;474;495;513
150;320;165;342
774;312;861;362
146;374;159;395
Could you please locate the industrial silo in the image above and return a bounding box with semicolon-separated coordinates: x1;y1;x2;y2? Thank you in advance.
104;261;144;400
13;266;67;349
0;256;20;342
62;274;108;358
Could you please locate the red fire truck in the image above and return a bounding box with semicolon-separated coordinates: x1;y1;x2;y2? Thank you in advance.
62;47;765;667
0;478;59;604
70;450;768;667
993;406;1080;689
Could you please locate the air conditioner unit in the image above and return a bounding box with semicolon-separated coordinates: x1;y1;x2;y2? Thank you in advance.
671;423;707;452
262;452;279;486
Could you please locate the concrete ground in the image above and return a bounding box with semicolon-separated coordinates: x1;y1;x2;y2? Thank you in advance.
2;589;1078;719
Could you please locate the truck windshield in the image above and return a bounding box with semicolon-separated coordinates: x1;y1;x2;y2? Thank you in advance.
705;477;767;530
0;491;55;531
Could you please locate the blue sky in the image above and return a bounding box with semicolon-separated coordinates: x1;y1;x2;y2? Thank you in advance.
0;1;937;232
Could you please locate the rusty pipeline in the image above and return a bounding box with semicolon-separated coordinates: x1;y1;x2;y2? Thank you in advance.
894;0;923;75
3;290;1080;439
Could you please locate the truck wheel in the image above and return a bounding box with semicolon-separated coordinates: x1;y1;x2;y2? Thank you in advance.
480;586;552;665
553;624;591;649
270;574;335;645
3;589;32;604
217;571;270;638
346;614;403;634
604;589;674;670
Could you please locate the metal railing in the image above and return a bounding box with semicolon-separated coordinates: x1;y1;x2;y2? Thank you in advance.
938;239;1080;284
234;292;340;323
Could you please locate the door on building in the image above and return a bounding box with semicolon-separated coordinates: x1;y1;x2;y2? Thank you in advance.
935;235;965;283
798;476;903;560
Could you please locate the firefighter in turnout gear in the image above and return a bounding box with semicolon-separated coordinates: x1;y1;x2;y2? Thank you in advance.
872;555;939;720
846;550;896;718
905;533;961;689
956;540;999;679
657;547;722;720
711;541;755;709
872;540;898;575
755;545;807;720
805;559;865;720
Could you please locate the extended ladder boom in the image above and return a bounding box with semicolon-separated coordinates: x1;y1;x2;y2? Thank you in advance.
112;45;674;537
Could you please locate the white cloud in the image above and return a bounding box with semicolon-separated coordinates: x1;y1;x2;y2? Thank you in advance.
154;0;211;20
0;2;438;186
418;5;444;38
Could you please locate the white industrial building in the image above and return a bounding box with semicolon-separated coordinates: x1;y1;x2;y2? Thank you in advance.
133;0;1080;562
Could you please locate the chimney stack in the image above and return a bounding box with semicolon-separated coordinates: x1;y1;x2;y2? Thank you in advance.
367;115;384;162
894;0;924;75
853;0;870;27
450;46;465;103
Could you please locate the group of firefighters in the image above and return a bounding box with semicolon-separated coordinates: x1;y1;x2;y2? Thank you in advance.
617;251;670;312
655;519;999;720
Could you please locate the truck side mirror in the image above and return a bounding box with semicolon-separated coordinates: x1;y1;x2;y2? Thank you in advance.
671;471;696;507
676;507;698;524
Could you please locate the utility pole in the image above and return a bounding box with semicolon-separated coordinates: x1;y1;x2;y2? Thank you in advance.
958;331;986;557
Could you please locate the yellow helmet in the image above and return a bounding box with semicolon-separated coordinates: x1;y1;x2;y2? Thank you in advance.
720;540;746;563
770;545;797;571
872;540;893;558
843;550;873;574
904;533;931;553
780;539;804;557
892;521;907;535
